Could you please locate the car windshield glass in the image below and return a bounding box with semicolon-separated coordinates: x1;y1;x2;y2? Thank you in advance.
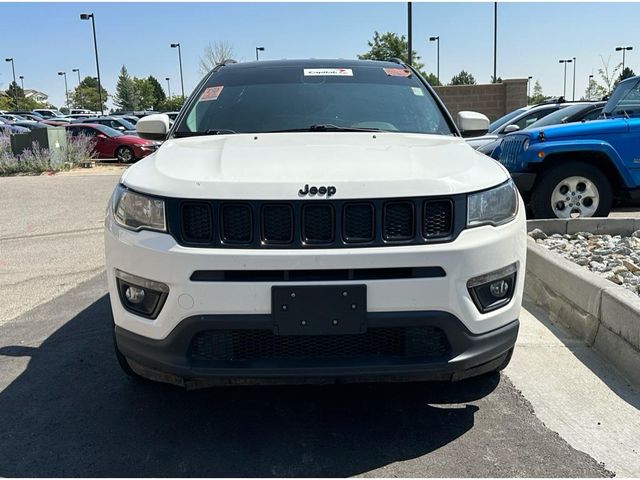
603;78;640;118
525;104;590;129
175;64;454;136
95;124;123;137
489;108;527;133
117;118;136;130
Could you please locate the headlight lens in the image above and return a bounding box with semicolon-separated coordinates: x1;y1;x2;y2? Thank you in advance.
522;138;530;151
467;180;518;227
112;184;166;231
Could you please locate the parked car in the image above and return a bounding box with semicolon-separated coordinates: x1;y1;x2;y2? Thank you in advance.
69;108;94;115
32;109;64;118
41;118;72;126
64;113;96;120
9;111;45;121
493;76;640;218
477;102;605;156
9;120;47;131
107;58;526;386
75;116;137;135
115;115;140;125
163;111;180;122
467;102;572;151
0;114;26;122
0;122;29;134
65;123;159;162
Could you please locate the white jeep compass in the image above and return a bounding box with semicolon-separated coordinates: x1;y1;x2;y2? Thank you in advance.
105;59;526;387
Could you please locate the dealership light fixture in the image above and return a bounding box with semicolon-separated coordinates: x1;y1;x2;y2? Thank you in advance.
80;13;104;115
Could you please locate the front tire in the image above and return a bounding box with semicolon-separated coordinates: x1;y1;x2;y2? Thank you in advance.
530;162;613;218
116;146;135;163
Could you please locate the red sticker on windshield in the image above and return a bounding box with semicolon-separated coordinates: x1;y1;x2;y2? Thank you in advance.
384;68;412;77
201;86;224;101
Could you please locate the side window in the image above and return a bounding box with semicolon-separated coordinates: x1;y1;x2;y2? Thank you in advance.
581;108;603;121
512;108;556;130
110;120;122;129
80;127;97;137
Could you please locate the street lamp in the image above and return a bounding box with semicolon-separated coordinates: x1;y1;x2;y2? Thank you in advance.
5;58;17;109
572;56;576;101
493;2;498;83
615;46;633;72
80;13;103;115
72;68;83;109
559;58;573;98
429;36;440;85
527;76;533;101
19;75;24;90
58;71;69;109
588;74;594;100
255;46;265;61
170;43;185;101
165;77;171;98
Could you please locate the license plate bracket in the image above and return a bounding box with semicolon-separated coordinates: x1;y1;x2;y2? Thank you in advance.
272;285;367;335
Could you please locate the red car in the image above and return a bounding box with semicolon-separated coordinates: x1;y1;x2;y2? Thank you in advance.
65;123;159;162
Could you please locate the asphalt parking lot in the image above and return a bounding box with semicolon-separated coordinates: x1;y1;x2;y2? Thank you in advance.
1;172;639;477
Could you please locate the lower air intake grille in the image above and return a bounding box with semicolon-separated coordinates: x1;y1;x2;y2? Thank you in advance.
188;327;450;362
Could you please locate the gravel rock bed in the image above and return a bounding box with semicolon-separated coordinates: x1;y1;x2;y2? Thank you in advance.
529;228;640;295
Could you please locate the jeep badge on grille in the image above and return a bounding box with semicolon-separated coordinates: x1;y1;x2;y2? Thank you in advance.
298;184;337;197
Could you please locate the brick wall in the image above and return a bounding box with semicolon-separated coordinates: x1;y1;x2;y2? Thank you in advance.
433;78;528;122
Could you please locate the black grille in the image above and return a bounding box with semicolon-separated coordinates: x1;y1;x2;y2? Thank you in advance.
172;196;460;248
423;200;453;238
343;203;374;242
262;205;293;243
383;202;415;240
303;204;334;243
181;202;212;242
188;327;450;362
221;204;252;243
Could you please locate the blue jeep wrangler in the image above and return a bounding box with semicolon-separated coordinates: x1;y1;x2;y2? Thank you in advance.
494;75;640;218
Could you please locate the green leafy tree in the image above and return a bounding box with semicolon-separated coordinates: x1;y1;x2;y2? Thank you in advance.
147;76;166;105
157;96;184;112
133;77;154;110
598;55;621;95
615;67;635;87
491;75;503;84
423;73;441;87
113;65;138;110
358;31;425;72
529;80;546;104
69;76;108;112
449;70;476;85
584;77;607;101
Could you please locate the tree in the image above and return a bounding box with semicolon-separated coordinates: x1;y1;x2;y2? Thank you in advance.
358;31;425;72
615;67;635;87
529;80;545;104
597;55;622;95
147;76;166;105
491;75;503;84
133;77;155;110
449;70;476;85
584;77;607;101
113;65;138;110
157;96;184;112
199;41;235;75
423;72;441;87
69;76;108;112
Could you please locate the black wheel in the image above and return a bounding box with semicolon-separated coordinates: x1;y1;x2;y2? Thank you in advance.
115;146;135;163
530;162;613;218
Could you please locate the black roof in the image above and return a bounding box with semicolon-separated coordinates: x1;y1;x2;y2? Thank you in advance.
219;58;404;71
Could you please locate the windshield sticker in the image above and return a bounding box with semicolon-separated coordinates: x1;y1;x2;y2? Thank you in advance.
384;68;412;77
411;87;424;96
200;86;224;101
303;68;353;77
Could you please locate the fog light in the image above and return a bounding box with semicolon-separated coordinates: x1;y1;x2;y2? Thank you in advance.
124;286;145;304
467;263;518;313
115;269;169;319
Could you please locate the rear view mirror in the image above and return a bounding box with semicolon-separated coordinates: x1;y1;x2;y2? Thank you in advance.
457;111;490;138
503;124;520;133
136;114;170;141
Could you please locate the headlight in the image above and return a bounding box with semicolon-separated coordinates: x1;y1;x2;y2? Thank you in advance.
467;180;518;227
522;138;530;151
112;184;166;232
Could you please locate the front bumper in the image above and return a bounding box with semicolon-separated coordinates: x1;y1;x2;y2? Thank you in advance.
114;312;519;386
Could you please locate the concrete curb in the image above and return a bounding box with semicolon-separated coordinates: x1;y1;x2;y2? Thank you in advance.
524;219;640;386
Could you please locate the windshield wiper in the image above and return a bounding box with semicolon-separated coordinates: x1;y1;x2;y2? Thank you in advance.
266;124;382;133
174;129;237;138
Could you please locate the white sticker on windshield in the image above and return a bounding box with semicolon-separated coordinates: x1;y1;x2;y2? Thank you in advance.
411;87;424;96
303;68;353;77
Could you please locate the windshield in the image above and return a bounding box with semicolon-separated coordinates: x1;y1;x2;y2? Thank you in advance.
116;118;136;130
603;77;640;118
175;64;454;136
95;124;123;137
525;104;590;129
489;107;528;133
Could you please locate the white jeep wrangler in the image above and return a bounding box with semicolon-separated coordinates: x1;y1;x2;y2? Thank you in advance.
105;59;526;386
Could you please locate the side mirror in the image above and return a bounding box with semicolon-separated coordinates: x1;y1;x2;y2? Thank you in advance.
96;133;107;139
457;111;490;138
136;113;170;141
503;124;520;133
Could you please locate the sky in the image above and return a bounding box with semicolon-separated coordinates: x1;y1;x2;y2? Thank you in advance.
1;1;639;109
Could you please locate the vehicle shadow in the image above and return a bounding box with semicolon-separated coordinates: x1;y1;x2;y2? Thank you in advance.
0;288;499;477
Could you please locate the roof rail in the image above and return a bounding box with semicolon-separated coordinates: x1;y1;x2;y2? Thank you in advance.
387;57;406;66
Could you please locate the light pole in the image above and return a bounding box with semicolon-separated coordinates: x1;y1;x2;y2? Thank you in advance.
170;43;185;101
493;2;498;83
429;36;440;85
588;74;594;100
80;13;103;115
527;76;532;101
72;68;83;109
407;2;412;66
572;57;576;101
559;58;573;98
165;77;171;98
19;75;24;90
58;71;69;110
255;46;265;61
5;58;17;109
615;46;633;72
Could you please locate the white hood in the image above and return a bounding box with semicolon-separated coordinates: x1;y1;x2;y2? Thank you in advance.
121;132;509;200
